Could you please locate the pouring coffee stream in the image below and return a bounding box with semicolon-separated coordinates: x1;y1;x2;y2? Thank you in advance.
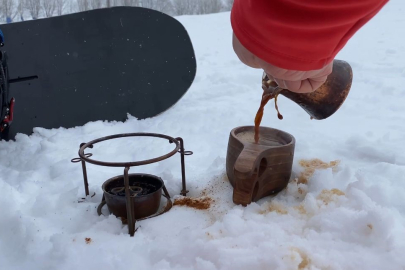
254;59;354;144
254;80;284;143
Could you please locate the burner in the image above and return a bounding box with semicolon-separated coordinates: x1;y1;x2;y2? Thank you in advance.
72;133;193;236
99;173;172;221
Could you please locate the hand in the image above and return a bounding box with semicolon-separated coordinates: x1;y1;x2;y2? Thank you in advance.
232;33;333;93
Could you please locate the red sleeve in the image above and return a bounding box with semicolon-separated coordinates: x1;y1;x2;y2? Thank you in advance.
231;0;388;71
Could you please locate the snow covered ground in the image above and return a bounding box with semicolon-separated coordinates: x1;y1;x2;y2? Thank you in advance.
1;2;405;269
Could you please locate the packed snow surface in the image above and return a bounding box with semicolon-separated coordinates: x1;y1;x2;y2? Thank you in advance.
1;2;405;269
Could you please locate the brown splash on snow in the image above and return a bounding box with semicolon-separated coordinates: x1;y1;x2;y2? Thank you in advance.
317;189;345;205
174;196;213;210
259;201;288;215
298;159;340;184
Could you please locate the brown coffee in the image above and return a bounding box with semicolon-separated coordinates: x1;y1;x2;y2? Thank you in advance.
254;79;283;143
237;131;284;146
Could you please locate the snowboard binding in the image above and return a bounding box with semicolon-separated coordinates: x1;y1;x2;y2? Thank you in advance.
0;28;4;47
0;30;15;135
0;29;38;139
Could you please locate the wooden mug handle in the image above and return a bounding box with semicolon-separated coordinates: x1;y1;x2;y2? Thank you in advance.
233;146;262;205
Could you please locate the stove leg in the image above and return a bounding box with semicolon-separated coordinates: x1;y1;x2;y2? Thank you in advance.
124;167;136;236
81;160;90;196
177;137;189;196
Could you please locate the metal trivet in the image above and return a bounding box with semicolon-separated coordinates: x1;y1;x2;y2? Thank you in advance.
72;133;193;236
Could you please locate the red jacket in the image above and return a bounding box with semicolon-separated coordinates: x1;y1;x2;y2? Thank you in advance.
231;0;388;71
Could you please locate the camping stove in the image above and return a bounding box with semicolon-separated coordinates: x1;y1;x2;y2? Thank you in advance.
71;133;192;236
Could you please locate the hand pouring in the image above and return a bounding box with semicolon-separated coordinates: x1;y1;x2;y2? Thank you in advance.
263;59;353;120
226;59;353;205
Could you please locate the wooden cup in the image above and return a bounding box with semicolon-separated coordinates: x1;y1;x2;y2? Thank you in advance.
226;126;295;205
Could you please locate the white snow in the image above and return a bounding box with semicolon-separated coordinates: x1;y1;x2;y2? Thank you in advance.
1;2;405;269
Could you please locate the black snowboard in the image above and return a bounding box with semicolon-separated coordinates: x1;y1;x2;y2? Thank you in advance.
0;7;196;140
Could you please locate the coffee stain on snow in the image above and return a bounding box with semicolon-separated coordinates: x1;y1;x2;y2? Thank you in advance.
298;159;340;184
